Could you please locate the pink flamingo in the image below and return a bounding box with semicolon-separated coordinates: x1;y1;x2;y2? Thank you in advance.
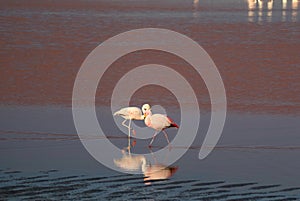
142;104;179;147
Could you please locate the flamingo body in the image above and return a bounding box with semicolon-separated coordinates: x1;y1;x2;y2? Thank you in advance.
142;104;179;146
114;106;144;139
145;114;178;131
114;107;144;120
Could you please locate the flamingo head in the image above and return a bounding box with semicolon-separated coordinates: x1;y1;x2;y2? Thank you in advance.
142;104;151;119
142;104;151;114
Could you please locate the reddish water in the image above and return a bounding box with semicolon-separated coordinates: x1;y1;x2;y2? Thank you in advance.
1;0;300;114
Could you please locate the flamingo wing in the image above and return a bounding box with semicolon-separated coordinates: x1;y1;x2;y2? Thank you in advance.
114;107;142;120
149;114;172;130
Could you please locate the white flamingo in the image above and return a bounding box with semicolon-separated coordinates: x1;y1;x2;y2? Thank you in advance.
142;104;179;147
114;106;145;138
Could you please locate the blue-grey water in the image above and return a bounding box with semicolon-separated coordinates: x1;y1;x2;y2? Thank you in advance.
0;106;300;200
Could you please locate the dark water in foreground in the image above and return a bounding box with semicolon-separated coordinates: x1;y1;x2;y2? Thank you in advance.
1;170;300;200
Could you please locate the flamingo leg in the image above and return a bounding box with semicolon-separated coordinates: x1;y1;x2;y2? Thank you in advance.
121;119;129;128
127;136;131;155
121;119;135;136
162;130;170;144
148;148;158;164
125;119;132;150
128;119;132;138
149;131;158;146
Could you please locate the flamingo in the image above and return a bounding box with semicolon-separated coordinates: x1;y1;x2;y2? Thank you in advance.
114;106;145;139
142;104;179;147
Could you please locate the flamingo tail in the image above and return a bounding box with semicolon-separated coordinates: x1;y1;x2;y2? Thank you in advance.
170;122;179;128
166;116;179;128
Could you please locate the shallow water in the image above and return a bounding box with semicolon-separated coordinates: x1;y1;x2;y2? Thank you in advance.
0;106;300;199
1;0;300;200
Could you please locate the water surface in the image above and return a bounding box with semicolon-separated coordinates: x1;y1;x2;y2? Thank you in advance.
1;0;300;199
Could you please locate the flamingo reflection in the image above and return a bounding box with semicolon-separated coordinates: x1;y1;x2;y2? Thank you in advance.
247;0;299;23
143;149;178;184
292;0;298;22
114;142;178;184
114;131;139;163
193;0;200;17
143;163;178;184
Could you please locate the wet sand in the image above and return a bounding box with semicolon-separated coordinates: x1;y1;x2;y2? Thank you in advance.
1;0;300;200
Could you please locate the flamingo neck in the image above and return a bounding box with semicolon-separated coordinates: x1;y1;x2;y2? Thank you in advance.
145;109;152;116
